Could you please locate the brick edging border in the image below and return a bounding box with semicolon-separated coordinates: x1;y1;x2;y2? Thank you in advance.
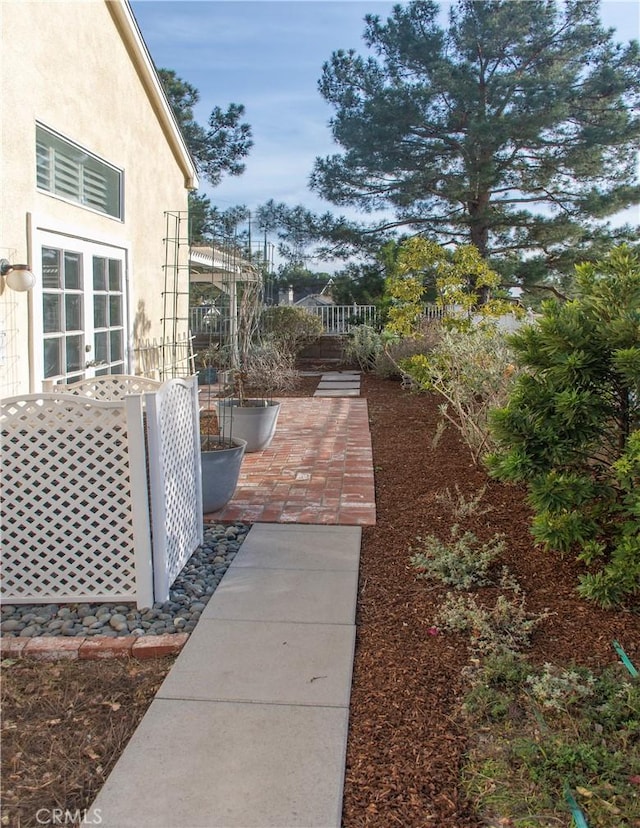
0;633;189;662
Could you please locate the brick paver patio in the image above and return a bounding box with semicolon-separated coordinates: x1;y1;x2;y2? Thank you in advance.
206;397;376;525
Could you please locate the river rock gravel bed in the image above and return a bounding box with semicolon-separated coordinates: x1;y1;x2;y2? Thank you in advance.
0;522;250;639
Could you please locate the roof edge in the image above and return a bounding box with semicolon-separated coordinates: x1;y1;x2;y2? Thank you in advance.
106;0;199;191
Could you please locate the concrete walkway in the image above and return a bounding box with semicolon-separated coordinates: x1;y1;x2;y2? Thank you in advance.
87;523;361;828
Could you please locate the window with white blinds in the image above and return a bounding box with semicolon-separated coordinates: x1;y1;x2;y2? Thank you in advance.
36;125;123;219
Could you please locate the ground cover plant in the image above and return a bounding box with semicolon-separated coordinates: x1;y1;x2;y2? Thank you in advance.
1;372;638;827
462;658;640;826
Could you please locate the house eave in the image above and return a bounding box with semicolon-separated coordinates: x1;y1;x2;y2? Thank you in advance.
106;0;199;191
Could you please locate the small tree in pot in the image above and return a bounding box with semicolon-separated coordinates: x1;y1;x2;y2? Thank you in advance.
217;279;282;451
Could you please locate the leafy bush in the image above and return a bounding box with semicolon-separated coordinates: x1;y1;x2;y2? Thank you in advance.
401;324;521;463
411;526;504;589
525;663;596;713
488;245;640;607
344;325;383;371
383;238;514;336
261;306;323;356
374;322;443;379
435;589;543;657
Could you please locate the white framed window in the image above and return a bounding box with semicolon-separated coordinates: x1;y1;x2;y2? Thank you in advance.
36;124;123;219
91;256;125;376
39;238;127;384
42;247;86;383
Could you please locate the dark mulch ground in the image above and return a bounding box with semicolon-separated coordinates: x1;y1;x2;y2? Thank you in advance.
341;373;639;828
1;371;638;828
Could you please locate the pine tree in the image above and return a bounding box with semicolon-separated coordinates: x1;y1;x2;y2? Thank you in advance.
310;0;640;284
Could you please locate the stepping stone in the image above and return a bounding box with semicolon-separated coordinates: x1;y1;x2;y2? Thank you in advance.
321;372;360;381
231;523;361;571
316;381;360;390
314;388;360;397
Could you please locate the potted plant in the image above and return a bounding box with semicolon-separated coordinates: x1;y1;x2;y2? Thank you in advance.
199;408;246;514
216;279;282;452
196;343;219;385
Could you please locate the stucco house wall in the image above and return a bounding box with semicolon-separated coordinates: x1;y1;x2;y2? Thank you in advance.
0;0;197;396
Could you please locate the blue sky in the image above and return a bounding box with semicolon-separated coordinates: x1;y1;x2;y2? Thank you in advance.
131;1;640;227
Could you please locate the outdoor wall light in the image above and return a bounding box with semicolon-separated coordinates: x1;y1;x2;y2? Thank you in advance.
0;259;36;292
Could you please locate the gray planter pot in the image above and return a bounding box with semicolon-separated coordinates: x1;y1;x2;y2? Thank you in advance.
200;437;246;513
216;399;281;453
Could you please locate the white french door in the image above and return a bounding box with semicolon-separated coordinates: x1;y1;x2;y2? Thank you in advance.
37;235;128;385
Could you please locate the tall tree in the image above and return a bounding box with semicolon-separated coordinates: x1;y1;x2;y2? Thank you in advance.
188;194;251;244
158;69;253;244
311;0;640;281
159;68;253;188
331;262;386;306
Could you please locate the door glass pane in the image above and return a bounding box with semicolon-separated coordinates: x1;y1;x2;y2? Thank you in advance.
43;339;61;377
65;295;82;331
110;330;124;362
110;363;124;375
109;295;123;327
42;248;61;289
64;252;82;289
94;331;109;363
108;259;122;291
93;257;107;291
65;335;83;372
94;295;108;328
43;294;62;333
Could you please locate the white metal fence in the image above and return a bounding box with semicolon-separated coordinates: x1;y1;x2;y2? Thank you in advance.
189;303;379;336
423;303;448;321
301;304;378;334
1;376;203;609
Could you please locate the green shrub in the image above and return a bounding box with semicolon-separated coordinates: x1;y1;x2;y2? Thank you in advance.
435;589;543;657
411;526;504;589
488;245;640;607
344;325;383;371
401;324;521;463
374;322;442;379
525;664;596;713
261;306;323;356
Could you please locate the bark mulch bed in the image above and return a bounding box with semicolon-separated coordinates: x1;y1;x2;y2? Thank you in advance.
1;372;638;827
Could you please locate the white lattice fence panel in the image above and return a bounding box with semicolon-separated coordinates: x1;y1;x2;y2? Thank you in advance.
146;376;203;601
1;394;154;607
52;375;163;400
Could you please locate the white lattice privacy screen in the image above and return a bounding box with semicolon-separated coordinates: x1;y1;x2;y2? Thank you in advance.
50;375;164;399
146;379;203;600
1;376;202;608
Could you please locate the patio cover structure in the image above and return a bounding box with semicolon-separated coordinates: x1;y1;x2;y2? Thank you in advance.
189;243;262;348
